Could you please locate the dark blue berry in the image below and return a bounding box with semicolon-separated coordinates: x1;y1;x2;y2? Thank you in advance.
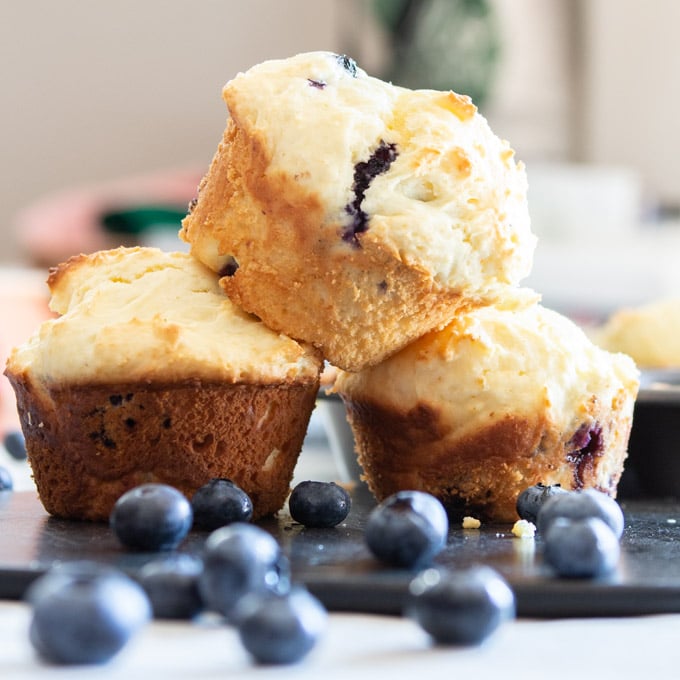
110;483;193;551
567;423;604;488
365;490;448;568
343;140;398;245
191;478;253;530
217;255;239;278
3;430;27;460
543;517;620;578
335;53;358;77
237;587;327;665
0;465;13;491
289;481;351;528
406;566;515;645
198;523;289;621
516;483;568;524
137;554;204;620
26;561;151;665
536;488;624;538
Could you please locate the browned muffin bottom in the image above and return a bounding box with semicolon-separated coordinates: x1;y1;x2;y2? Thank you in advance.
8;372;319;521
342;391;633;523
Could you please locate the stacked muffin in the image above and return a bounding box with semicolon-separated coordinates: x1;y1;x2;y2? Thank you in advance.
5;248;322;520
180;51;535;372
6;51;639;522
178;51;638;520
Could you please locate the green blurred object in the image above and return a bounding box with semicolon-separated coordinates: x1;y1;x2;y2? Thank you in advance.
372;0;500;108
101;205;186;236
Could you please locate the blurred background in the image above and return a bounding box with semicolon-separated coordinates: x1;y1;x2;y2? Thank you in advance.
1;0;680;316
1;0;679;489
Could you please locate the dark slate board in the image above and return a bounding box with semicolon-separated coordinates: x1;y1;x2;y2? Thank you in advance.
2;488;680;618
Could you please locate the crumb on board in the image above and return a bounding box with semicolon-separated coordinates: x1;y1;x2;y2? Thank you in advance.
462;516;481;529
512;519;536;538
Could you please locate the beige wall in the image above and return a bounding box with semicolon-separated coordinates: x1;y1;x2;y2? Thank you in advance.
579;0;680;207
2;0;678;264
0;0;342;263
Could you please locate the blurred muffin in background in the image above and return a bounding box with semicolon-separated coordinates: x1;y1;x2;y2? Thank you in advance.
592;298;680;368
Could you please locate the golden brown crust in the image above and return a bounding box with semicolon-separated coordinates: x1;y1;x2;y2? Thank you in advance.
342;395;632;522
181;120;468;371
6;368;318;522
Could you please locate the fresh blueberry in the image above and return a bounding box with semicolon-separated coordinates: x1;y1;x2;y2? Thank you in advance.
405;566;515;645
0;465;13;491
365;490;449;568
289;481;351;528
191;478;253;530
3;430;27;460
343;140;398;245
543;516;621;578
198;523;289;621
516;483;568;524
26;561;151;665
335;53;358;77
110;483;193;551
237;587;327;665
137;554;204;620
536;488;624;538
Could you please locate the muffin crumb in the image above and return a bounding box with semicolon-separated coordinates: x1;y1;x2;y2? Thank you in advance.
512;519;536;539
462;516;481;529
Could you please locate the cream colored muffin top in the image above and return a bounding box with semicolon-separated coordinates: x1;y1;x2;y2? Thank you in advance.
203;51;534;291
591;298;680;368
7;247;322;385
335;289;639;437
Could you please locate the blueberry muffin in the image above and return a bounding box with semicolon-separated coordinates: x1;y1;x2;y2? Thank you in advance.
180;51;535;371
592;297;680;368
333;289;639;521
4;247;323;521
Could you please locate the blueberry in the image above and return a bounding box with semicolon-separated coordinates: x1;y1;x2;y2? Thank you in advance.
543;516;620;578
26;561;151;665
237;587;327;665
536;488;624;538
137;554;204;620
191;478;253;530
343;140;398;245
110;483;193;551
365;490;449;568
406;566;515;645
516;483;568;524
335;53;358;77
289;481;351;528
198;523;289;621
3;430;27;460
0;466;13;491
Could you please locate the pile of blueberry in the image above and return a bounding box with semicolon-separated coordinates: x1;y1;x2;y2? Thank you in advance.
517;483;624;578
25;475;624;667
26;478;345;667
24;479;518;666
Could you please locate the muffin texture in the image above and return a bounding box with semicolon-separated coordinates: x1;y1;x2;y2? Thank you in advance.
592;297;680;368
180;51;535;371
4;247;322;521
334;290;639;521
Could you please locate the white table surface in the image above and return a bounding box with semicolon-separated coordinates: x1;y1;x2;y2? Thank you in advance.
2;424;680;679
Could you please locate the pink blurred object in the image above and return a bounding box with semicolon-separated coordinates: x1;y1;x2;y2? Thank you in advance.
13;167;203;267
3;167;204;435
0;269;51;437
